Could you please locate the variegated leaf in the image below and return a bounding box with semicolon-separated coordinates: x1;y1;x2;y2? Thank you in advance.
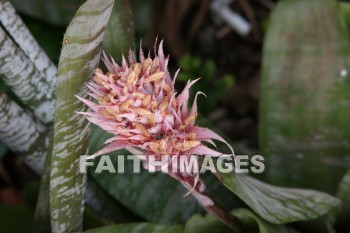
0;25;55;123
49;0;115;232
0;92;48;173
0;0;57;91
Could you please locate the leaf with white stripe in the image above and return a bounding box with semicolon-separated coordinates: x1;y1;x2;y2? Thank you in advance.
49;0;115;232
0;92;48;173
0;25;55;123
221;173;341;224
0;0;57;87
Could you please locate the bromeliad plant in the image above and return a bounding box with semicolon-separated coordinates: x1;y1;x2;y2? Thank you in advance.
77;41;244;232
0;0;349;232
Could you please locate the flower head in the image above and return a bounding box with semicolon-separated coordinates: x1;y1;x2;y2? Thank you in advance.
77;41;234;163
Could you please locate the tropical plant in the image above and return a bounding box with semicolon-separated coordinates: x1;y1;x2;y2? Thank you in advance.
0;0;349;233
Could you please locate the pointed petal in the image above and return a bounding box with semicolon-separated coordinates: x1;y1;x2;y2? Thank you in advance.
102;51;115;73
187;144;226;157
171;68;181;87
128;49;136;63
158;40;165;69
177;78;200;118
190;91;206;117
139;40;145;62
122;54;128;69
88;141;133;159
75;95;98;111
192;126;235;157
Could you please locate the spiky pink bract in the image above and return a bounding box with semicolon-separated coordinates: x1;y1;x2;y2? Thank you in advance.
77;41;244;232
77;41;234;164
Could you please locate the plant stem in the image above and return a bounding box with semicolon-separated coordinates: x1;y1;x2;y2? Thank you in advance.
204;200;246;233
169;172;246;233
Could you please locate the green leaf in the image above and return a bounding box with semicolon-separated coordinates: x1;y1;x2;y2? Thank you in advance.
82;209;297;233
84;178;140;223
184;208;298;233
102;0;135;61
259;0;350;192
32;141;52;233
336;169;350;229
83;206;109;231
49;0;115;232
83;223;184;233
183;212;232;233
233;209;298;233
221;173;341;224
10;0;79;26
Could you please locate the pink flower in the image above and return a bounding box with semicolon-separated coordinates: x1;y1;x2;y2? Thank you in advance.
77;41;244;232
77;41;234;167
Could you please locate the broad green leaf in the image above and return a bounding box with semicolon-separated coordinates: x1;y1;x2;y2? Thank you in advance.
184;209;298;233
259;0;350;192
221;173;341;224
82;208;297;233
84;178;141;223
83;206;109;231
49;0;115;232
83;223;183;233
10;0;79;26
232;209;298;233
102;0;135;61
336;169;350;229
183;212;232;233
88;126;241;224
